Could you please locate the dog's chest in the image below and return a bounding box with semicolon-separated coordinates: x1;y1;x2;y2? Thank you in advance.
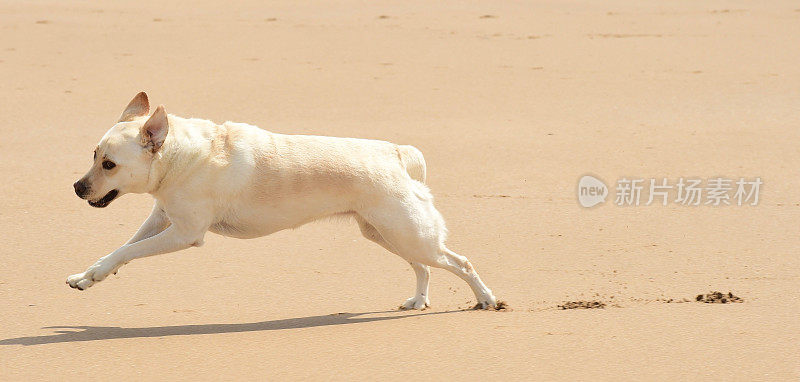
207;204;286;239
209;219;243;236
208;216;267;239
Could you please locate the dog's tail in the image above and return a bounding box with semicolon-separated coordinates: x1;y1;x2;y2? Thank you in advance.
398;145;427;183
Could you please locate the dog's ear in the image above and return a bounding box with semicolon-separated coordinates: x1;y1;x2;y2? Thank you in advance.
140;105;169;153
118;92;150;122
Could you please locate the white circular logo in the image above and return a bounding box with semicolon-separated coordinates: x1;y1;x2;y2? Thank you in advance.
577;175;608;208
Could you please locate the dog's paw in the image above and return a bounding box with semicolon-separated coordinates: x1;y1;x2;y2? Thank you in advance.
399;295;430;310
66;272;95;290
66;257;120;290
472;295;502;310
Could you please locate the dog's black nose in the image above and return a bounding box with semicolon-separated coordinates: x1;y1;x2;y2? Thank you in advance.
73;180;88;198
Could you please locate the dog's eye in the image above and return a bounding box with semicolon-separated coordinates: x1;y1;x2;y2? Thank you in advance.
102;160;116;170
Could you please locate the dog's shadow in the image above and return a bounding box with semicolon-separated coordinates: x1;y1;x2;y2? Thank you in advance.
0;309;461;346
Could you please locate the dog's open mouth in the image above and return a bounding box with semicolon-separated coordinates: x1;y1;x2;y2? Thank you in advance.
88;189;119;208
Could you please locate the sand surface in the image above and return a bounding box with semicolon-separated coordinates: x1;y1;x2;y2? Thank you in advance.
1;0;799;380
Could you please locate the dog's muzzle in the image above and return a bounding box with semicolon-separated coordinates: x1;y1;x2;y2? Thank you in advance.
88;189;119;208
74;180;119;208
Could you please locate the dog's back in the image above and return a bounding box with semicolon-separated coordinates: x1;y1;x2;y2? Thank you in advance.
172;119;427;237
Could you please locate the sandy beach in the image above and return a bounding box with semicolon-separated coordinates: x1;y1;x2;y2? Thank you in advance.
1;0;798;380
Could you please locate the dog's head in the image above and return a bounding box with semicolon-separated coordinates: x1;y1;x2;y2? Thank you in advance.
73;92;169;208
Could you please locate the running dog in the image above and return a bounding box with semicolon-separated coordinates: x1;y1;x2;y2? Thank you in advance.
69;92;498;310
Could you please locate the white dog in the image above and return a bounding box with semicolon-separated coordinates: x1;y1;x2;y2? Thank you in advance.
69;92;498;310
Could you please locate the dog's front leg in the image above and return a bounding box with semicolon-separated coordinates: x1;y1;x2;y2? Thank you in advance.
125;202;170;245
66;223;206;290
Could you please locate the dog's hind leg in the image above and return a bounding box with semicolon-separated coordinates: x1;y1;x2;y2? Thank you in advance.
433;247;497;309
404;262;431;309
355;215;431;310
358;188;497;309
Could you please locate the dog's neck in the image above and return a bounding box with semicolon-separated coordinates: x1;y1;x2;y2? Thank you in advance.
144;114;180;198
145;114;217;199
